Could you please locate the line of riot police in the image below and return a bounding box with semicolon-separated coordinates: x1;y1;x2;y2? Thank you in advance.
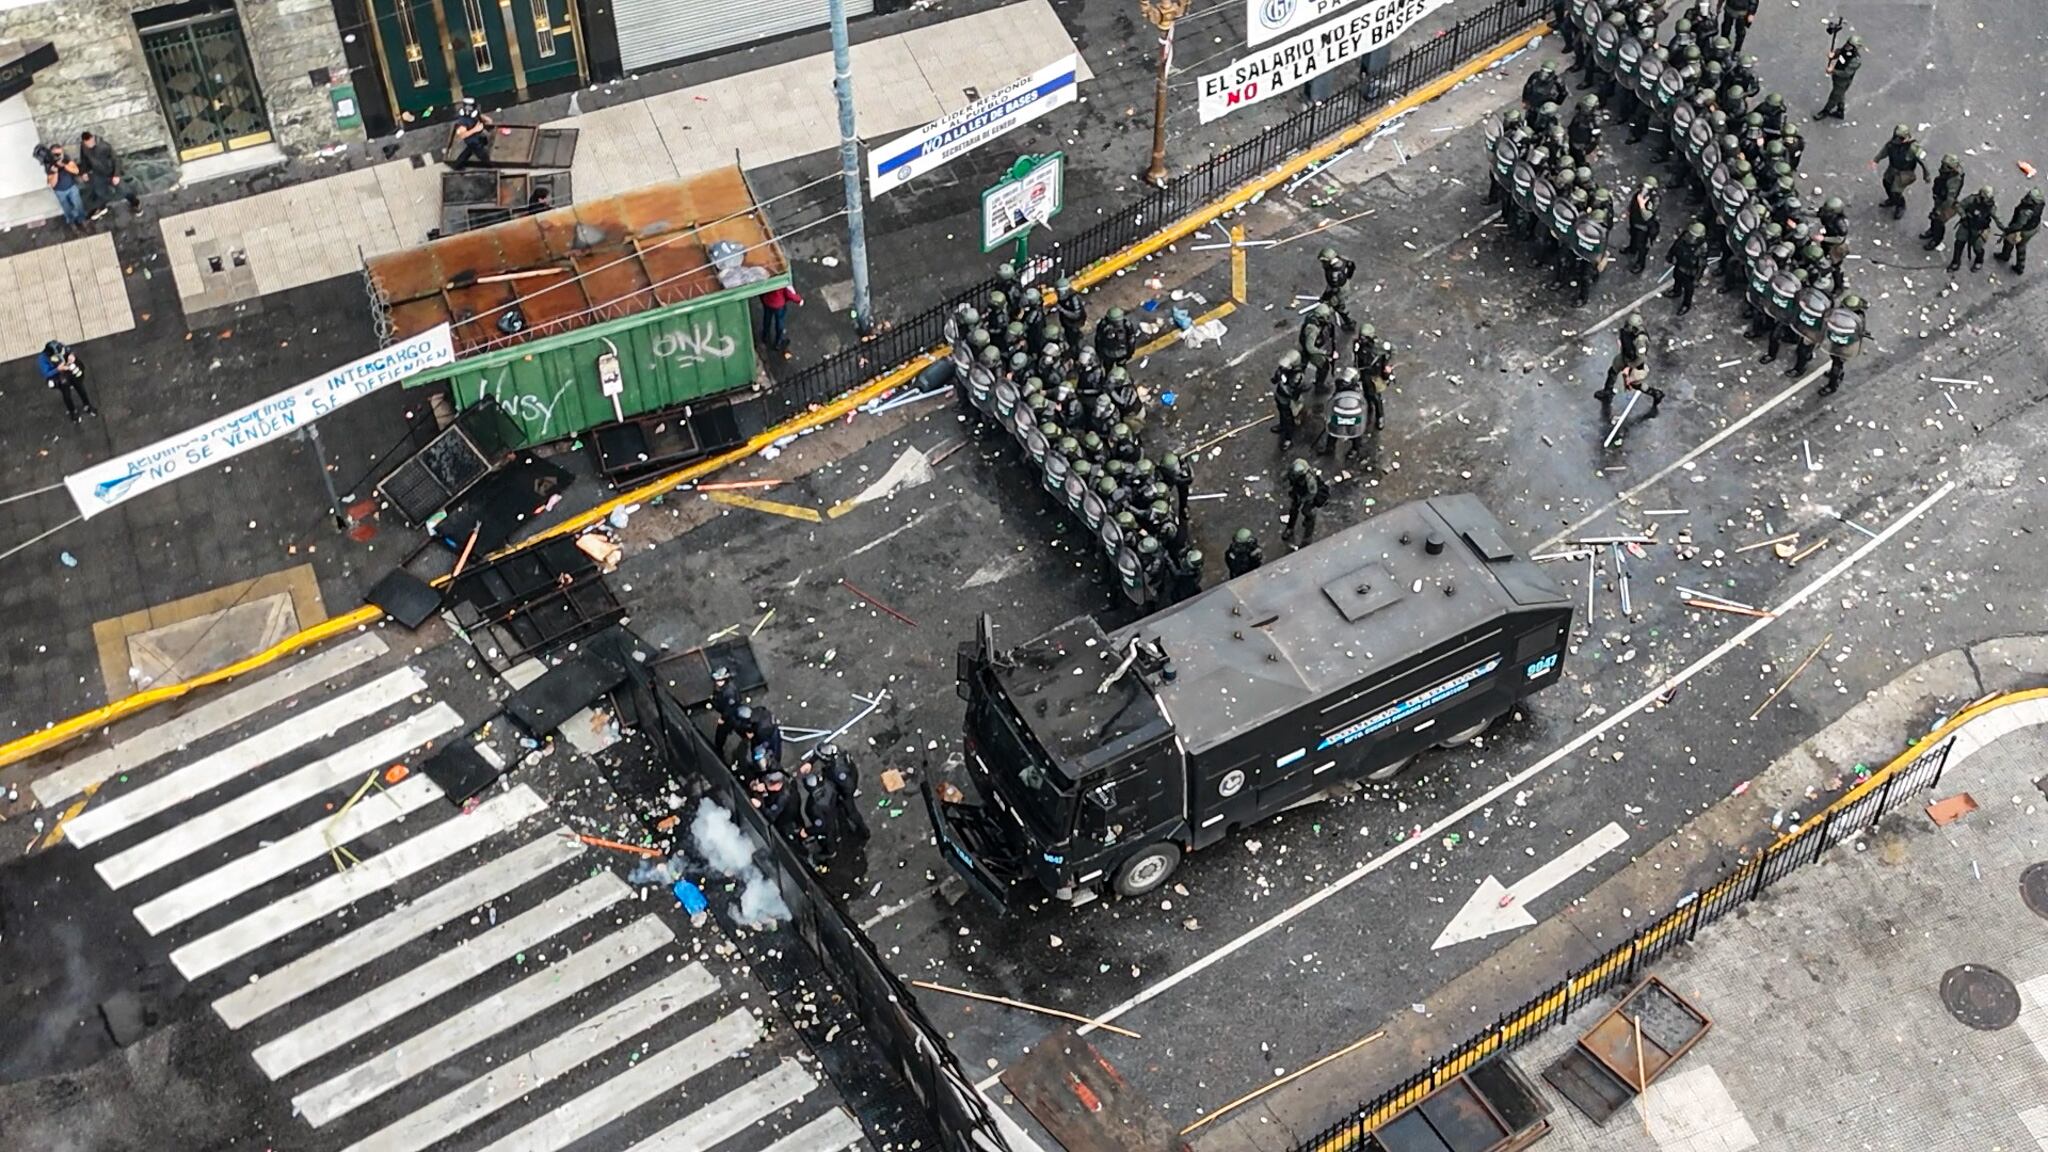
946;266;1203;611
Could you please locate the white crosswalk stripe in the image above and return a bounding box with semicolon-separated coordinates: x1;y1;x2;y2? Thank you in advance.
43;642;861;1152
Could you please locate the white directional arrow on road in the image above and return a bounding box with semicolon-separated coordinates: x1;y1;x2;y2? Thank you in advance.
1432;822;1630;950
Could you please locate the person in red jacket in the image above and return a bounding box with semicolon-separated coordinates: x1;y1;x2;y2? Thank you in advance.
758;284;803;354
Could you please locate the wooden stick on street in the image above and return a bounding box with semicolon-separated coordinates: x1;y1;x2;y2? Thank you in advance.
1630;1012;1649;1093
1735;532;1799;554
1272;208;1378;246
1181;1029;1386;1136
1682;598;1775;619
909;980;1141;1040
449;524;484;580
1185;413;1276;455
1749;632;1833;722
1787;537;1831;566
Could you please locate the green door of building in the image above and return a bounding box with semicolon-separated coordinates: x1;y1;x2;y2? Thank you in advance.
367;0;583;123
138;13;274;161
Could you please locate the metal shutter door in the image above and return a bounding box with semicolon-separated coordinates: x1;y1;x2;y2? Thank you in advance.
614;0;876;74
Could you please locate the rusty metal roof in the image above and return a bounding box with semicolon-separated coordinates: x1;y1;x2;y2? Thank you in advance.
366;166;786;358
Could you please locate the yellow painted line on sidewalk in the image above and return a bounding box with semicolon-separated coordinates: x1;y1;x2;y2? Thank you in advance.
1231;225;1248;302
0;23;1546;776
1135;302;1238;359
709;491;823;522
37;785;96;850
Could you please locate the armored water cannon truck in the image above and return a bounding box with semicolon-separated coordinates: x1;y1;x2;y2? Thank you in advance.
924;495;1572;908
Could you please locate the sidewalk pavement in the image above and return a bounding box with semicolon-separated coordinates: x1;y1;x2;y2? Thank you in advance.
1195;634;2048;1151
0;232;134;360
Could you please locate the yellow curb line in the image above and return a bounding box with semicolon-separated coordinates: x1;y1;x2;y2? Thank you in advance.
1311;684;2048;1150
1134;302;1239;360
1231;224;1248;303
708;491;824;522
0;24;1545;776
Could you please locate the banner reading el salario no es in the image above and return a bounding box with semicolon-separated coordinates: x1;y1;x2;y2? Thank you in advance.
1200;0;1452;123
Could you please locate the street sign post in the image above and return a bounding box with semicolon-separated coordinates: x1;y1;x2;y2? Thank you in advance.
981;153;1065;262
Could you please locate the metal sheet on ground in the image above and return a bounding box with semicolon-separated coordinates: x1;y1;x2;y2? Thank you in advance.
999;1028;1190;1152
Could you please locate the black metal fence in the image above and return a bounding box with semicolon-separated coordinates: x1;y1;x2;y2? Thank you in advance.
1292;733;1957;1152
637;677;1011;1152
762;0;1547;422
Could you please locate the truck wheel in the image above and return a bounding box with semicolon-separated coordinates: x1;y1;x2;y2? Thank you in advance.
1113;844;1181;897
1365;754;1416;782
1437;715;1495;748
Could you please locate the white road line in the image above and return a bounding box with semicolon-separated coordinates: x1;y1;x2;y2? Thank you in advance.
1581;275;1675;337
136;775;445;936
297;916;684;1126
1537;364;1829;551
338;965;721;1152
64;667;428;849
213;831;584;1029
620;1059;819;1152
1074;481;1957;1033
476;1013;770;1152
170;785;546;979
754;1108;866;1152
253;872;633;1079
31;634;389;810
98;703;461;890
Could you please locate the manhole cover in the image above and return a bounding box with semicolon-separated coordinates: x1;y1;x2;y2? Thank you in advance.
2023;862;2048;921
1939;965;2020;1030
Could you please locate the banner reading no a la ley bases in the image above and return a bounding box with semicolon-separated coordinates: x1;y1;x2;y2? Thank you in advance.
1200;0;1452;123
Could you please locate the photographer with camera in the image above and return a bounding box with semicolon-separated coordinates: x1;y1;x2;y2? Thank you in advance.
36;142;88;229
36;341;95;424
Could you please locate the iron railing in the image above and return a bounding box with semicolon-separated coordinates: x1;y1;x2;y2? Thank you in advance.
1292;732;1957;1152
761;0;1547;422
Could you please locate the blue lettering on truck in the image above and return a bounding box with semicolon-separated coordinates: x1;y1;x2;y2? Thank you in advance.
1315;658;1502;751
1525;653;1560;680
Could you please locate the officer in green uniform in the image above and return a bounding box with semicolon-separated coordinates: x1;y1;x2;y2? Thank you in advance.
1595;313;1662;408
1158;452;1193;522
1665;220;1708;314
1094;307;1137;369
1873;127;1928;220
1995;188;2045;273
1526;60;1569;112
1299;303;1340;393
1780;123;1806;172
1280;459;1329;546
1270;349;1308;448
1353;326;1393;431
1623;176;1661;273
1169;547;1204;604
1816;33;1863;120
1920;154;1965;250
1317;248;1359;330
1225;528;1264;577
1948;186;1999;274
1054;279;1086;351
1820;294;1865;396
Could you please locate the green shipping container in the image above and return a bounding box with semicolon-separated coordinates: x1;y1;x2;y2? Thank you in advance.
406;289;773;449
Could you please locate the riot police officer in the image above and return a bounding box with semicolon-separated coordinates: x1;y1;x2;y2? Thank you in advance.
1817;197;1850;291
794;753;844;864
1054;279;1086;351
1170;546;1205;604
1013;284;1045;344
1780;123;1806;172
1280;458;1329;546
1318;247;1359;329
1873;127;1928;220
1921;154;1965;250
1225;528;1264;577
1820;293;1865;396
1996;187;2044;273
1623;176;1662;273
1353;326;1393;431
1948;185;1999;274
1299;303;1341;392
808;742;869;845
1665;220;1709;314
1094;307;1137;368
1595;313;1662;408
709;665;743;759
1270;349;1308;447
1158;452;1193;521
1567;94;1604;161
1524;60;1569;112
1317;366;1370;464
1817;33;1864;120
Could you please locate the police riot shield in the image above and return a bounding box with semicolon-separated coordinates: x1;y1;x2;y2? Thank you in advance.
1595;22;1623;69
1041;450;1069;497
1483;115;1504;152
1714;178;1750;225
1572;215;1611;263
1511;161;1540;211
1098;517;1125;562
1707;162;1734;203
1549;196;1579;243
1655;65;1686;108
1062;468;1089;514
1684;116;1716;167
1531;176;1558;221
1635;56;1665;106
993;379;1019;422
1492;138;1520;190
1791;286;1832;346
1730;203;1763;250
1823;308;1864;360
1576;0;1605;43
968;365;995;415
1007;404;1035;445
1616;37;1644;88
1023;427;1050;467
1326;391;1366;441
1695;140;1721;178
1745;252;1778;310
1764;269;1801;323
1669;99;1696;142
1115;546;1148;607
1080;490;1107;532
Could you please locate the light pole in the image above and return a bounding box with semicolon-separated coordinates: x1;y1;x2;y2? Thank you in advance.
1139;0;1187;187
828;0;874;335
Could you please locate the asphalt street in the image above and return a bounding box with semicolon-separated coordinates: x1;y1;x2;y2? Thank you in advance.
623;0;2048;1129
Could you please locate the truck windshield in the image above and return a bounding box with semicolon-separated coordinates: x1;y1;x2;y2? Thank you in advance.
976;688;1073;841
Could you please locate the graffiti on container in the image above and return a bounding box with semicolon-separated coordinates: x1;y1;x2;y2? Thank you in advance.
651;319;737;368
479;373;576;438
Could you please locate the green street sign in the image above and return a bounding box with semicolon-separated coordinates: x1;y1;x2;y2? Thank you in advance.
981;152;1065;255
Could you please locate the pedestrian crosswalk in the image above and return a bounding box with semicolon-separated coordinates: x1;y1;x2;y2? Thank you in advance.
41;633;867;1152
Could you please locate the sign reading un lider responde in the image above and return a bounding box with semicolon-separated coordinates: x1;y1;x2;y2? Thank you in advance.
867;55;1079;196
64;323;455;519
1201;0;1450;123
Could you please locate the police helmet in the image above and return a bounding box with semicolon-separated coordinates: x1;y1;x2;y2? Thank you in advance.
1538;100;1559;118
1082;431;1104;453
1624;312;1646;331
1822;196;1844;214
997;261;1017;281
1106;306;1126;322
711;666;732;682
1333;366;1362;389
2027;188;2046;204
1161;452;1182;471
988;289;1008;309
1055;277;1074;297
1357;323;1377;341
1008;351;1031;372
1764;92;1784;109
1979;184;1996;199
1940;153;1961;170
1133;457;1157;479
1540;61;1558;75
1318;246;1339;262
1579;93;1599;111
1234;527;1254;545
978;345;1002;367
1311;302;1334;321
1893;124;1910;139
1641;175;1658;190
733;704;754;724
1077;345;1099;367
1841;294;1865;311
1138;534;1161;556
1687;221;1707;239
1111;421;1132;440
1849;34;1864;47
1184;549;1204;569
1289;457;1310;477
1108;365;1130;385
1278;348;1303;369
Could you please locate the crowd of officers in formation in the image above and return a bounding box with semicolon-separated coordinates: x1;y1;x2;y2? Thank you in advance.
707;667;870;868
1499;0;2041;410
